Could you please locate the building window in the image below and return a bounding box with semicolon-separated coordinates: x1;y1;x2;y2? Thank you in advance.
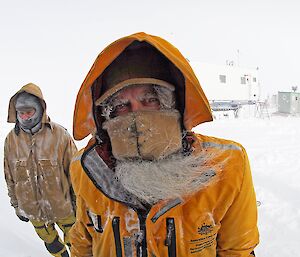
241;77;246;84
253;77;257;82
219;75;226;83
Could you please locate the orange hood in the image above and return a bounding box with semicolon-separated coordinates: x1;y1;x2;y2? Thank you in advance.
73;32;212;140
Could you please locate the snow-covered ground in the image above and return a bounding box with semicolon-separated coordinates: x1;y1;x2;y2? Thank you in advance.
1;110;299;256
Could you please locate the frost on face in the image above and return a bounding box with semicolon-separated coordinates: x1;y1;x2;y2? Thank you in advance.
102;110;182;160
83;132;239;208
153;85;175;110
115;146;235;205
88;83;240;206
100;85;175;120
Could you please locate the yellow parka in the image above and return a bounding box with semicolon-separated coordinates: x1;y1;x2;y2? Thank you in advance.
70;32;259;257
4;83;77;222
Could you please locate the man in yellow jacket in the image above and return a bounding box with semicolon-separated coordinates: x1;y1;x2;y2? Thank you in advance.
4;83;77;257
70;32;259;257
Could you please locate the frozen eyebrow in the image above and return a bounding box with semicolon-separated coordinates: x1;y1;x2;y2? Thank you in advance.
137;90;158;101
153;86;175;109
100;95;129;120
111;98;129;107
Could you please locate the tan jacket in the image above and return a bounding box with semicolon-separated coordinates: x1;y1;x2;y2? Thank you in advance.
4;83;77;222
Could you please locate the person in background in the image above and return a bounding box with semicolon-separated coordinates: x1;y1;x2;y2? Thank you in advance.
4;83;77;257
69;32;259;257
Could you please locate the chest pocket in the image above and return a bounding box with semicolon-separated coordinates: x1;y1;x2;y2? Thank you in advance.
15;160;29;182
38;160;58;174
38;159;62;188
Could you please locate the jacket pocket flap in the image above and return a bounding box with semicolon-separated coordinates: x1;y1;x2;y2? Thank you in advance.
16;160;27;167
38;159;58;166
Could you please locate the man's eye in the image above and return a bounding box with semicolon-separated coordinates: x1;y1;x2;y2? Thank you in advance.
145;97;159;103
115;103;128;110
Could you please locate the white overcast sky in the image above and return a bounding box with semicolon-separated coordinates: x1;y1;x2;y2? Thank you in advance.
1;0;300;132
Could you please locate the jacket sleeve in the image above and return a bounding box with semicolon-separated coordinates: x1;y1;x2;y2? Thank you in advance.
216;147;259;257
3;137;18;209
63;131;78;177
62;131;78;205
70;195;93;257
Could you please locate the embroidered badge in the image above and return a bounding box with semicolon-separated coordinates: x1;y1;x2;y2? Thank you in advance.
197;223;213;235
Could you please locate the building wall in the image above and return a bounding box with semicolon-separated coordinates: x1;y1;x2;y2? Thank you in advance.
190;62;260;101
278;92;300;114
278;92;291;113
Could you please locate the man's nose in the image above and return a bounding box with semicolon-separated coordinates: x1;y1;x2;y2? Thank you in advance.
131;100;144;112
19;113;32;120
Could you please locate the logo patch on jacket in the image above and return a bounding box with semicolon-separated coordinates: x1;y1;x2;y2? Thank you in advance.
197;223;213;235
189;223;217;254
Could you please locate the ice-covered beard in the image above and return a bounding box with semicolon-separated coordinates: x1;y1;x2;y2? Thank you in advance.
115;151;219;205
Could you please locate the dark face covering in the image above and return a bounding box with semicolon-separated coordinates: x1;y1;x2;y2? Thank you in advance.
15;92;44;133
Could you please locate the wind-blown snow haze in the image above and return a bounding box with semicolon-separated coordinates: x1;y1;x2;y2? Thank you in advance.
1;0;300;256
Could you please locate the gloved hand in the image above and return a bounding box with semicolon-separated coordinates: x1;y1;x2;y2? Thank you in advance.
15;208;29;222
17;214;29;222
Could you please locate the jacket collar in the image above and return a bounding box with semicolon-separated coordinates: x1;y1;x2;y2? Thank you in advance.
81;144;149;211
14;118;53;136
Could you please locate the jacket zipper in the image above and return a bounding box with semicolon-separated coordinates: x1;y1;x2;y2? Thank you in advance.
112;217;122;257
136;212;148;257
165;218;176;257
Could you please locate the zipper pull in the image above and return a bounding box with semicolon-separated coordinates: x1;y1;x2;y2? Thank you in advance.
134;230;145;246
165;219;174;246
